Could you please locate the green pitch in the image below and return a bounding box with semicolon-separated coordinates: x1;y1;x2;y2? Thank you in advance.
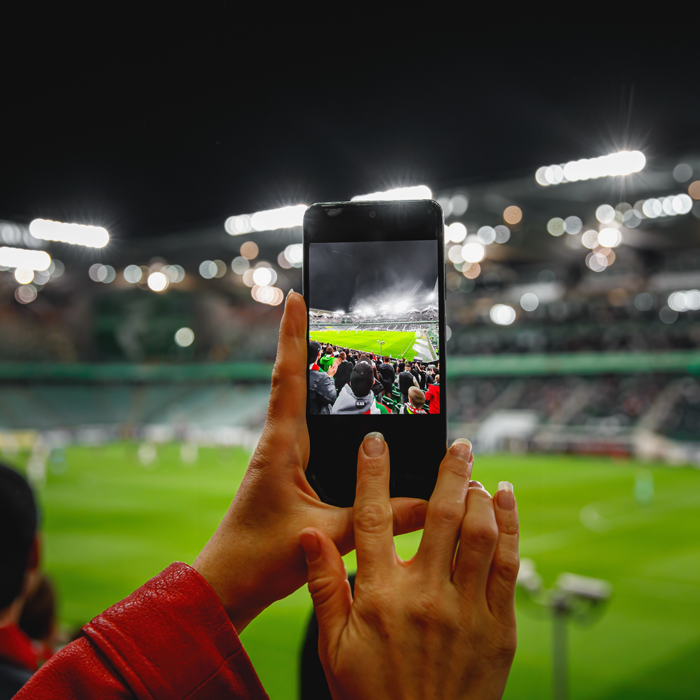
309;328;425;361
11;445;700;699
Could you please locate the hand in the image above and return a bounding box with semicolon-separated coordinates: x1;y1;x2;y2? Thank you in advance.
301;434;519;700
193;292;428;632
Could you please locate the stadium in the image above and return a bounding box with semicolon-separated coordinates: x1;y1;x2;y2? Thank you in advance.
2;33;699;700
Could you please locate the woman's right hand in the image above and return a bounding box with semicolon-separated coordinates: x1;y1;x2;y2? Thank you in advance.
301;433;519;700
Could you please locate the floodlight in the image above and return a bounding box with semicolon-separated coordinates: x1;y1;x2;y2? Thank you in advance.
0;247;51;271
29;219;109;248
536;151;646;186
351;185;432;201
225;205;307;235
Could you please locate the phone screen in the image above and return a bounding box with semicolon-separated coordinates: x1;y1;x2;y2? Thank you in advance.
303;201;446;505
308;240;440;415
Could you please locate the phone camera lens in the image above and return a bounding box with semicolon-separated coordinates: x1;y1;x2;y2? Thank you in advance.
369;211;376;218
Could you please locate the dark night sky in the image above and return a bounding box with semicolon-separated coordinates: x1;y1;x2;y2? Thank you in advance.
309;241;437;312
1;10;697;241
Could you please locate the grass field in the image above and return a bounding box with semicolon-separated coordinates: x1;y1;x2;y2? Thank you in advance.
9;444;700;699
309;328;424;361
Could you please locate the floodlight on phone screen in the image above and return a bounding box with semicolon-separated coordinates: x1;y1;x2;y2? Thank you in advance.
351;185;432;201
29;219;109;247
0;246;51;271
535;151;646;186
225;204;307;235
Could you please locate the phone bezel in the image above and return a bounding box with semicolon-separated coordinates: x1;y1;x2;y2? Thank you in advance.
303;199;447;506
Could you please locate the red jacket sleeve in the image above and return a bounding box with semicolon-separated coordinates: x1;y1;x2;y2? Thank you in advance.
16;562;269;700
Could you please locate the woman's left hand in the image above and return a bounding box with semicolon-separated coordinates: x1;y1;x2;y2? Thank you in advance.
193;292;428;632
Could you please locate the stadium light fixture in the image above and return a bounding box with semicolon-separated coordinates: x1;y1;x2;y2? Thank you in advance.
29;219;109;248
351;185;432;201
535;150;646;187
0;246;51;271
225;205;308;235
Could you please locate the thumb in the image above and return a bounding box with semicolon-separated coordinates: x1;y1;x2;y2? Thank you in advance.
301;528;351;667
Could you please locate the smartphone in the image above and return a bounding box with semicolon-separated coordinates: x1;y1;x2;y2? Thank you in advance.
303;199;447;506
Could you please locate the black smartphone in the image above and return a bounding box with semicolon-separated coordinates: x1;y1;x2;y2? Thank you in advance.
303;199;447;506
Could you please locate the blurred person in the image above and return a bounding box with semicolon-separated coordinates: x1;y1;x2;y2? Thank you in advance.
330;352;352;396
16;293;518;700
425;373;441;414
0;463;46;698
398;363;419;404
377;356;395;396
331;362;380;415
399;386;428;414
308;341;337;415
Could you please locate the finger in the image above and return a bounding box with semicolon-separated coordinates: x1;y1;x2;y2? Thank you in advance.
354;432;395;582
265;291;308;429
452;486;499;596
487;482;519;623
315;497;428;559
301;528;351;667
413;439;473;577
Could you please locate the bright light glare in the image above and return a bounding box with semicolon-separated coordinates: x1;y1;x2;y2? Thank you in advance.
252;267;273;286
446;222;467;243
225;205;307;235
175;327;195;347
640;194;692;218
520;293;539;311
598;228;622;248
0;247;51;271
14;268;34;284
490;304;516;325
586;252;609;272
29;219;109;248
462;242;485;263
351;185;432;201
669;290;700;312
536;151;646;186
148;271;168;292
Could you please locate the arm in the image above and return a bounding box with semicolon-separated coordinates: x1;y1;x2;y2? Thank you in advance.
17;564;267;700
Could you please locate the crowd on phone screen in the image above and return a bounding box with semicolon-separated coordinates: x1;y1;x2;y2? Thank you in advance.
308;340;440;416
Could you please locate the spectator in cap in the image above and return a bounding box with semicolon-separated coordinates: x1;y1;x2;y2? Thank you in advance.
330;361;380;415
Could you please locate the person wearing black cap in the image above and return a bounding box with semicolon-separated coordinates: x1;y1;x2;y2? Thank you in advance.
330;361;380;415
308;341;337;415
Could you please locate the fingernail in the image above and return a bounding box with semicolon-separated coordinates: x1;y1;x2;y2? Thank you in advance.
497;481;514;510
287;288;295;298
469;480;484;489
449;438;472;462
300;530;321;562
363;432;385;457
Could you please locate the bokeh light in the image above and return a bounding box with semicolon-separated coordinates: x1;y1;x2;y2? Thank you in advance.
520;293;539;311
240;241;259;260
503;206;522;225
147;271;168;292
174;327;195;347
490;304;516;325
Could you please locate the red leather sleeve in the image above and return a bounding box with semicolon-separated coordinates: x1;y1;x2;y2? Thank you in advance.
16;562;269;700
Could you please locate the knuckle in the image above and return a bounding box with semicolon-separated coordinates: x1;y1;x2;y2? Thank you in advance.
307;574;342;608
496;551;520;582
465;521;499;553
431;499;465;528
355;501;392;534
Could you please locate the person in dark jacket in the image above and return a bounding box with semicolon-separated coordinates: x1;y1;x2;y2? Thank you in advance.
307;341;336;415
398;366;419;405
377;357;395;396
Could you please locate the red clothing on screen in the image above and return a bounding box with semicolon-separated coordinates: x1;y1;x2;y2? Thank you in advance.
425;384;440;414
